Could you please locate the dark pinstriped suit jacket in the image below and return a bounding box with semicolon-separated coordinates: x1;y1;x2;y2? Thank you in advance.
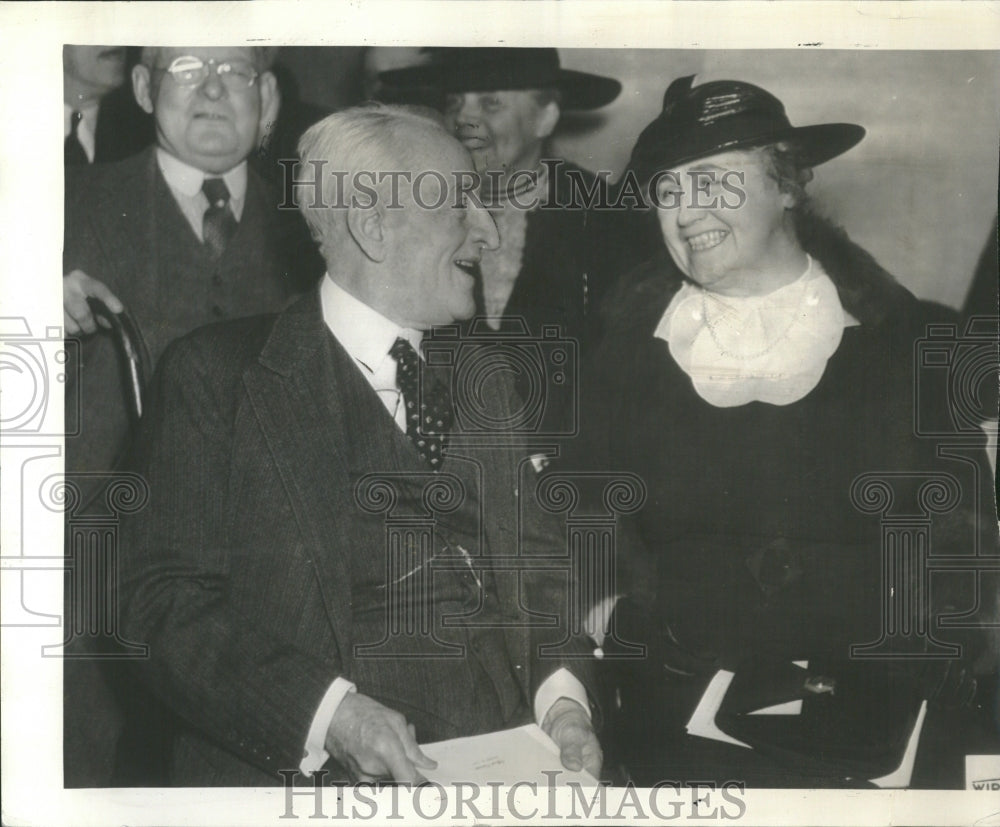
118;291;597;785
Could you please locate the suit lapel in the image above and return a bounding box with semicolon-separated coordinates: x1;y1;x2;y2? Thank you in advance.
243;292;359;653
242;292;432;655
244;294;545;661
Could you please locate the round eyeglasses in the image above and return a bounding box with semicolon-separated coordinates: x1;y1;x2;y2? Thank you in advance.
161;55;259;89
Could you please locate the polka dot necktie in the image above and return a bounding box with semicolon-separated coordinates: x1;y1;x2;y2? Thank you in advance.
390;337;453;470
202;177;238;260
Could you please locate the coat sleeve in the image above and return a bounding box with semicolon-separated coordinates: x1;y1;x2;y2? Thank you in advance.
117;333;341;777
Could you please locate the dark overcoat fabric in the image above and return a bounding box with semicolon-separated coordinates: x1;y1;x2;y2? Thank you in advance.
494;161;604;346
63;147;321;499
483;160;633;435
62;147;322;786
572;228;999;784
64;84;155;168
91;85;155;165
116;290;597;785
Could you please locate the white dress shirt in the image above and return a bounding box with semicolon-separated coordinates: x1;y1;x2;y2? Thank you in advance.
156;148;247;241
300;275;590;775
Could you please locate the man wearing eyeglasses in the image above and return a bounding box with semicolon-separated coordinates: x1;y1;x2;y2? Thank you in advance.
63;46;322;493
62;46;321;787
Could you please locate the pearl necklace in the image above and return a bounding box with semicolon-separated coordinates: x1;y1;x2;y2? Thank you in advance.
699;255;813;362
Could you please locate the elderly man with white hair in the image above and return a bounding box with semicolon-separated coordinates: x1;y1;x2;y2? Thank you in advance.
116;104;604;785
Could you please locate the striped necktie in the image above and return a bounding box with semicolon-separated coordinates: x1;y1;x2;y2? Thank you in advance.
201;177;238;260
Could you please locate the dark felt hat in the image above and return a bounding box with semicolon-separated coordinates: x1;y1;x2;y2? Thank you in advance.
629;75;865;179
378;48;622;111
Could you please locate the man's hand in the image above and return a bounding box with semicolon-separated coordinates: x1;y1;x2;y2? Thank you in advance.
325;692;437;783
542;697;603;779
64;269;124;335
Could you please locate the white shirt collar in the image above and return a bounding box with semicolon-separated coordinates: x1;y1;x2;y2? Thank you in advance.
155;147;248;201
319;275;422;374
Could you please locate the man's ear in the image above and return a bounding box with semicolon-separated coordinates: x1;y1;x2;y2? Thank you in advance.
346;203;387;263
534;101;560;140
132;64;154;115
257;71;281;152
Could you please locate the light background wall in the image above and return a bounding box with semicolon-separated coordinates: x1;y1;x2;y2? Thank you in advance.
282;47;1000;309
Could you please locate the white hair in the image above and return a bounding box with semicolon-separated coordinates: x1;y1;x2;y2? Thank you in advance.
295;103;451;261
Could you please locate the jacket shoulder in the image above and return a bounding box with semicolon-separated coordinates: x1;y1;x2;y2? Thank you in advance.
67;147;154;203
156;313;280;397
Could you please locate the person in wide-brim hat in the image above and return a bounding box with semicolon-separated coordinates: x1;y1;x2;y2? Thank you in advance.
608;73;867;279
378;47;622;110
629;74;865;181
381;47;625;412
580;74;996;788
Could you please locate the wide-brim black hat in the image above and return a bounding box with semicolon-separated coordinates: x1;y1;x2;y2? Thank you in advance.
378;47;622;111
630;75;865;180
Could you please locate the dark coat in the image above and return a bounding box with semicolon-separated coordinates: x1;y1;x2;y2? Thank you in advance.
91;85;155;164
481;160;628;436
116;290;597;785
573;222;998;780
485;160;618;346
63;147;321;501
64;84;155;168
62;148;323;786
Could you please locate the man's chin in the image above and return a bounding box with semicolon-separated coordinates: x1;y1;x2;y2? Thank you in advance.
186;125;243;155
183;145;247;175
451;297;477;323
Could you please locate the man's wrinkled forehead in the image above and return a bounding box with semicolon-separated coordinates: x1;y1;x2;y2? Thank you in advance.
396;127;477;202
403;119;471;168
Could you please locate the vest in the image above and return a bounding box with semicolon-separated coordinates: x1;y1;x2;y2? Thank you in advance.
331;343;528;742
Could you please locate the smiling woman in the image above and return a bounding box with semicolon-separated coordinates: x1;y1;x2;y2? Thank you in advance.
573;74;999;788
653;148;804;298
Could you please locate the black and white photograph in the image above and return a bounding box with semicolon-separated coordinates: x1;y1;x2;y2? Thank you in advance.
1;2;998;825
